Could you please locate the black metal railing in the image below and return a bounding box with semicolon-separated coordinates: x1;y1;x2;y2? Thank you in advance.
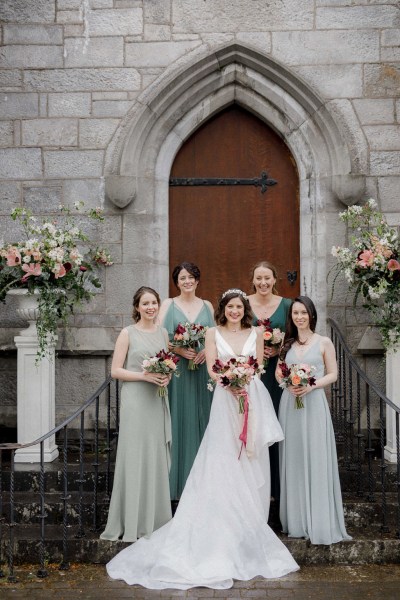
328;318;400;538
0;376;119;582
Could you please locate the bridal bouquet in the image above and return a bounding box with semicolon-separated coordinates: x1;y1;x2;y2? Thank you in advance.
208;356;264;413
208;355;264;458
173;322;208;370
256;318;284;367
278;362;316;409
142;349;180;397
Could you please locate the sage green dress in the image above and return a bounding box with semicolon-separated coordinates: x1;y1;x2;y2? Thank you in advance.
253;297;292;502
100;325;172;542
163;300;214;500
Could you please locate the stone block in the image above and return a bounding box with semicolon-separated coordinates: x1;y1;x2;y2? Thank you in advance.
353;99;395;125
364;64;400;98
56;10;83;24
3;24;63;45
44;150;104;178
63;178;106;209
378;176;400;211
58;214;122;244
57;0;82;8
364;126;400;151
172;0;313;32
0;148;42;179
39;94;47;117
64;25;85;37
92;100;133;117
327;99;368;172
90;0;113;7
64;36;124;68
316;6;400;29
55;356;110;414
295;64;362;99
21;118;78;147
115;0;142;6
381;48;400;62
25;68;141;92
0;45;63;69
0;182;22;213
23;184;63;213
48;92;91;117
86;8;142;36
144;0;171;24
235;32;272;54
0;215;27;244
144;24;171;41
370;152;400;176
272;30;379;65
92;91;128;100
0;121;13;147
0;0;55;23
0;70;22;90
0;93;38;119
74;313;122;328
78;118;119;148
125;40;201;67
382;29;400;46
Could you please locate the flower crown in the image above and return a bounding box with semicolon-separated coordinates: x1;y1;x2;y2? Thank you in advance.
221;288;247;300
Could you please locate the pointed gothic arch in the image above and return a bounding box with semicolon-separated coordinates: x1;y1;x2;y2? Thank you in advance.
104;43;366;321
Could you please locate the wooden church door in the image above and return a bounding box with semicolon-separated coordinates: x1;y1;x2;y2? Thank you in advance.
169;105;300;305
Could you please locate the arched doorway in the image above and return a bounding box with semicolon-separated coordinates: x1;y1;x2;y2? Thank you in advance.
169;105;300;304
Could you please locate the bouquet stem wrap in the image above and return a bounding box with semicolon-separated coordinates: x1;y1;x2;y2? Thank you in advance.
238;390;249;459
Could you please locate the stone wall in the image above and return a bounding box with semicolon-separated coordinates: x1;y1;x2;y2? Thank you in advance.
0;0;399;430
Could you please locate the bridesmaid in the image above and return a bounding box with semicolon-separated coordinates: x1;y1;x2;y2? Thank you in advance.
247;261;292;504
100;286;172;542
159;262;214;501
277;296;351;544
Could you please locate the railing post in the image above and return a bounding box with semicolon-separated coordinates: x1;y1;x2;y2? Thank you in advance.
7;450;17;583
0;450;4;579
59;426;70;571
37;441;48;578
91;396;100;532
365;384;375;502
75;412;86;539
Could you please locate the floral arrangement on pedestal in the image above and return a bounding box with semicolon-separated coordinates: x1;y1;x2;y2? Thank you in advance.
330;199;400;349
0;202;113;360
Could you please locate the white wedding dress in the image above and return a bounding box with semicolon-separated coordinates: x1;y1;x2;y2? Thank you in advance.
106;328;299;589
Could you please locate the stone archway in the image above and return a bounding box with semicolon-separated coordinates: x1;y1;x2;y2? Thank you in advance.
104;43;366;324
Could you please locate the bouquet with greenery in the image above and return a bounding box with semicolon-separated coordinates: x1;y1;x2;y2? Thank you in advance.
330;199;400;349
0;202;113;360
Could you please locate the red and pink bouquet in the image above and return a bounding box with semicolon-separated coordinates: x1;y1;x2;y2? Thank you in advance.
142;349;180;397
208;355;264;457
278;362;316;409
256;318;285;367
173;322;208;370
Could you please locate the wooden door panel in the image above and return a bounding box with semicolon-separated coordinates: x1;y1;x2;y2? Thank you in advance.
169;106;299;306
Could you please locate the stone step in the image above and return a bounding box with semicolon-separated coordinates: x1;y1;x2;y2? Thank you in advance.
1;524;399;566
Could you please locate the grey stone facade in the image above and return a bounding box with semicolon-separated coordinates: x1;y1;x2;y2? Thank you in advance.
0;0;399;430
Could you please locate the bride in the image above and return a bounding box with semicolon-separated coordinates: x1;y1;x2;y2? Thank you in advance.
106;289;299;590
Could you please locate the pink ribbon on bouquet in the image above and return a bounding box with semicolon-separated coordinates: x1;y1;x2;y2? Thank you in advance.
238;390;250;460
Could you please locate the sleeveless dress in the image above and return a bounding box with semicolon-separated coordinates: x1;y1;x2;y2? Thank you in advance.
100;325;172;542
253;297;292;502
279;338;352;545
162;300;214;499
106;328;299;590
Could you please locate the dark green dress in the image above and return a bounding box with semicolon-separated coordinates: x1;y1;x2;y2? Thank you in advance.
162;301;214;500
253;297;292;502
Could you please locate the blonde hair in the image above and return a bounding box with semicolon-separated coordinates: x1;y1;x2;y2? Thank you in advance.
250;261;278;294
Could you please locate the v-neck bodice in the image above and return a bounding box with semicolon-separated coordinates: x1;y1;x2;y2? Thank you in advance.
215;327;257;361
285;336;324;378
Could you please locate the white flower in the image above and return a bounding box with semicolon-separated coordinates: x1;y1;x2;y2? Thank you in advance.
368;287;381;300
207;383;214;392
367;198;377;209
22;255;31;263
331;246;340;257
344;268;353;283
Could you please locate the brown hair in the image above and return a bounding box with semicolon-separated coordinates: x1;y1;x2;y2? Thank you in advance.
132;286;160;322
214;291;253;329
250;260;278;295
172;262;200;288
279;296;318;359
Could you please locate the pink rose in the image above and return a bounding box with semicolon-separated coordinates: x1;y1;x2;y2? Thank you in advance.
6;247;21;267
53;263;66;279
387;259;400;271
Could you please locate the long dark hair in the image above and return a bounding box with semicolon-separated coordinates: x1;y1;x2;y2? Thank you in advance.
214;290;253;329
132;286;160;322
250;260;279;295
280;296;318;359
172;262;201;288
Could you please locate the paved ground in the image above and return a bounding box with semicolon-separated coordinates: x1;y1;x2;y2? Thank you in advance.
0;564;399;599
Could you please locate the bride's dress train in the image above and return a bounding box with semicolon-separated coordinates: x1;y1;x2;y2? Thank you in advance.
106;328;299;589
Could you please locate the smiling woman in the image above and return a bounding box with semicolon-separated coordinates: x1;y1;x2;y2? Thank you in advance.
100;286;172;543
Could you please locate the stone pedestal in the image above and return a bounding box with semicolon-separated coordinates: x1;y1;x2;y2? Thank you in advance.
384;347;400;464
7;289;59;463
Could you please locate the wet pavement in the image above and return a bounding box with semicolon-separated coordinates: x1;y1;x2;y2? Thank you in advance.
0;564;399;599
